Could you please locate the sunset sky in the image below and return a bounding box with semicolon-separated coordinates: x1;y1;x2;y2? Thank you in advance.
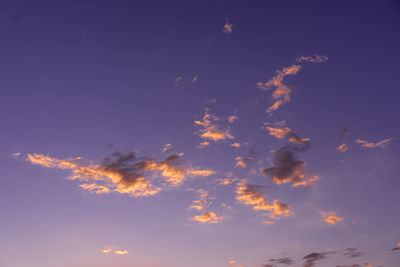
1;1;400;267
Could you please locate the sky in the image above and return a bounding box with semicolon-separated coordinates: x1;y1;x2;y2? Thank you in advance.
1;1;400;267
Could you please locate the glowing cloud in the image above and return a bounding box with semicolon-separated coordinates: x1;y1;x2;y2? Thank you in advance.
236;181;292;221
102;247;129;255
195;110;234;142
79;183;111;194
230;142;241;148
228;115;238;123
356;138;392;148
321;211;343;225
223;19;233;35
337;143;348;152
235;157;247;168
192;211;223;223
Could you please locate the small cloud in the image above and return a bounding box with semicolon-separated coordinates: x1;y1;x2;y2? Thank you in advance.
186;168;216;177
321;211;343;225
195;110;234;142
192;211;223;224
231;142;241;148
12;152;21;157
79;183;111;194
174;76;183;85
197;141;210;149
302;252;333;267
162;143;172;153
266;257;294;265
216;178;238;186
228;115;238;124
296;54;328;63
223;19;233;35
191;76;198;84
356;138;392;148
235;157;247;168
229;260;237;264
391;242;400;251
337;143;348;153
102;247;129;256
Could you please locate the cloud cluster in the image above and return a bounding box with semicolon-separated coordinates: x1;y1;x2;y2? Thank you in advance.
321;211;343;225
26;151;215;197
236;180;292;221
356;138;392;148
264;124;310;144
195;110;234;142
189;189;223;223
262;144;318;187
192;211;223;224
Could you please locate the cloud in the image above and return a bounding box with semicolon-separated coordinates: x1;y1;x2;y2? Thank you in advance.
102;247;129;255
231;142;241;148
192;211;223;223
296;54;328;63
189;189;210;211
174;76;183;85
265;257;294;265
262;144;318;187
339;126;350;139
302;252;333;267
391;242;400;251
235;157;247;168
79;183;111;194
264;125;311;144
223;19;233;35
12;152;21;157
337;143;348;153
356;138;392;148
191;76;198;84
162;143;172;153
321;211;343;225
257;65;301;113
195;110;234;142
25;151;213;197
236;180;292;221
216;177;238;186
228;115;238;123
344;247;363;258
197;141;210;149
229;260;236;264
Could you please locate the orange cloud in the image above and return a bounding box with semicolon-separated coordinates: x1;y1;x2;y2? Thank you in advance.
195;110;234;142
228;115;238;123
236;181;292;221
216;178;238;186
321;211;343;225
337;143;348;152
79;183;111;194
356;138;392;148
265;126;292;139
192;211;223;223
113;250;129;255
235;157;247;168
186;169;216;177
230;142;241;148
223;19;233;35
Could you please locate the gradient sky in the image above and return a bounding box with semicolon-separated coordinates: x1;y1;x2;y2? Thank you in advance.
1;1;400;267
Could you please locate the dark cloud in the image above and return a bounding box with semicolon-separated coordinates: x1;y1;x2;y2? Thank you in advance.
265;257;294;265
344;247;363;258
302;252;334;267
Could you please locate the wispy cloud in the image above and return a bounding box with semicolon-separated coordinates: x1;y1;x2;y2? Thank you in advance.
321;211;343;225
195;110;234;142
162;143;172;153
296;54;328;63
302;252;333;267
236;180;292;221
356;138;392;148
223;19;233;35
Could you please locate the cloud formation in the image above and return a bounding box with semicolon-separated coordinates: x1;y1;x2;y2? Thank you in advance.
257;65;301;113
195;110;234;142
356;138;392;148
321;211;343;225
192;211;223;223
26;151;214;197
262;144;318;187
302;252;333;267
102;247;129;255
236;180;292;221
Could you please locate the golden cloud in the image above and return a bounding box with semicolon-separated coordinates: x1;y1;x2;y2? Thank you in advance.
192;211;223;223
337;143;348;152
321;211;343;225
195;110;234;142
356;138;392;148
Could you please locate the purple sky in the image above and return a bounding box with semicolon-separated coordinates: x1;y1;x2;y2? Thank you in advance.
1;1;400;266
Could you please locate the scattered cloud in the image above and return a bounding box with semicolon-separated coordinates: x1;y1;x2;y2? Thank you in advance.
228;115;238;123
216;178;238;186
302;252;333;267
191;76;198;84
235;157;247;168
223;19;233;35
25;151;213;197
344;247;363;258
197;141;210;148
265;257;294;265
12;152;21;157
321;211;343;225
195;110;234;142
296;54;328;63
162;143;172;153
236;180;292;221
257;65;301;113
337;143;348;152
231;142;241;148
356;138;392;148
